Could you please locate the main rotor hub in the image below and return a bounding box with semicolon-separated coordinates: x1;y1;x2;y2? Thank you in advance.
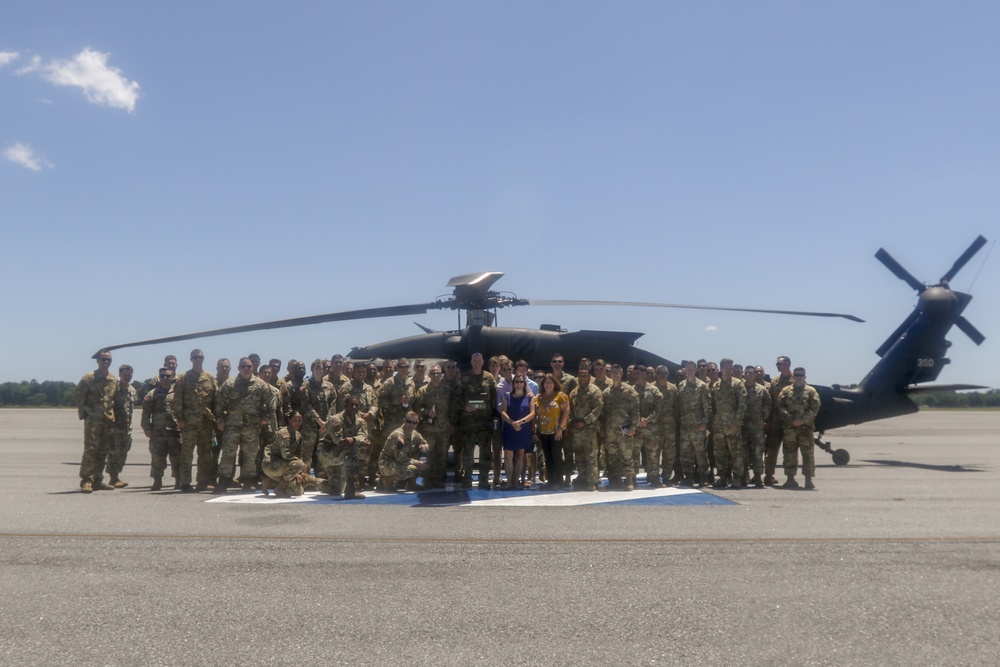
919;286;959;317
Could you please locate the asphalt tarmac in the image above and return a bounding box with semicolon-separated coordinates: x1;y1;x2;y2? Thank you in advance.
1;409;998;666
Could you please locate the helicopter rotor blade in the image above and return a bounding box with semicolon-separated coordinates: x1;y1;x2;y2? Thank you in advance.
101;302;444;353
940;235;988;284
955;316;986;346
875;248;926;292
527;300;864;322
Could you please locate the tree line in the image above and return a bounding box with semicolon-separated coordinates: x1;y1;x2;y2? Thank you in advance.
1;379;997;409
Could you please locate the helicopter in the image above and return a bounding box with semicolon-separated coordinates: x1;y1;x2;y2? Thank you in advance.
102;236;989;466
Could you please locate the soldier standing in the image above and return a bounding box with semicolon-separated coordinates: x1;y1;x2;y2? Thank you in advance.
633;365;663;487
550;354;578;487
299;359;337;475
778;367;821;489
711;358;748;489
169;349;218;492
654;365;679;486
677;360;712;486
412;364;452;488
105;363;136;489
742;366;771;488
373;358;415;489
142;367;181;491
568;365;603;491
317;396;368;500
214;357;275;493
326;354;352;412
764;356;794;485
600;365;639;490
76;350;119;493
458;352;497;489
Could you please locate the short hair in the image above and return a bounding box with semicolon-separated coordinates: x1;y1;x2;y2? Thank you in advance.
720;358;733;367
164;355;177;363
118;364;133;372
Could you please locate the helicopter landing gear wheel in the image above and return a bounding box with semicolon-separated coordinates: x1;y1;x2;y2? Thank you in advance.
832;449;850;466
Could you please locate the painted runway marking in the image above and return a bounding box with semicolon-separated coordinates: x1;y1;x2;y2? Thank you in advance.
205;484;735;507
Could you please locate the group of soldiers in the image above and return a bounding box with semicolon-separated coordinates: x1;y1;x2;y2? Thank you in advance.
75;347;822;496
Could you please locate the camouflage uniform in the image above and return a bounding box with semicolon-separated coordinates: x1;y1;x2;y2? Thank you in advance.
372;375;415;481
169;369;218;488
142;384;181;484
105;381;136;481
458;370;497;486
215;374;275;483
634;383;663;483
317;410;369;496
412;381;453;487
558;372;579;478
765;374;794;478
711;377;747;484
778;384;821;480
743;382;771;480
568;382;603;487
343;378;378;479
76;369;118;488
298;377;337;472
677;377;711;480
327;373;352;412
261;426;306;496
655;380;679;484
378;426;429;484
601;383;639;485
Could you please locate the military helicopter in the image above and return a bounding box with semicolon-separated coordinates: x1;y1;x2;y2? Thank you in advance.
102;236;989;466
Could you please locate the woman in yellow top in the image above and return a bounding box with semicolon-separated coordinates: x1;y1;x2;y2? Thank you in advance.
534;373;570;490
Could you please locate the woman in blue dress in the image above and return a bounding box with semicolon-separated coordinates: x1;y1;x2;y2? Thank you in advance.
499;375;536;490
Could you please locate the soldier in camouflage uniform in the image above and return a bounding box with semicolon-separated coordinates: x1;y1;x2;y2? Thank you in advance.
711;358;748;489
764;356;794;485
742;365;771;488
458;353;498;489
326;354;353;412
169;349;218;492
591;359;612;476
214;357;276;493
280;360;306;424
299;359;337;474
568;365;603;491
378;410;430;491
76;350;119;493
601;365;639;490
261;411;308;497
633;366;663;487
105;364;136;488
443;361;465;483
344;362;379;488
778;367;821;490
317;396;368;500
677;360;712;486
142;367;181;491
654;365;679;486
372;358;416;489
412;364;452;488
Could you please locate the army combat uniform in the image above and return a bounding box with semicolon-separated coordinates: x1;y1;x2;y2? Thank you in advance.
634;383;663;486
378;426;429;489
677;377;712;484
743;382;771;485
105;380;136;485
215;374;275;489
778;383;821;486
655;380;679;485
261;426;307;497
711;376;747;487
76;369;119;490
169;369;218;490
317;409;369;497
412;381;453;488
458;370;497;489
568;382;603;489
298;377;337;473
601;383;639;489
765;373;793;481
142;384;181;488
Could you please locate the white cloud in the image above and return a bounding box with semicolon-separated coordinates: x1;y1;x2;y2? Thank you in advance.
41;48;140;113
0;51;19;67
15;54;41;75
705;325;719;332
5;142;53;171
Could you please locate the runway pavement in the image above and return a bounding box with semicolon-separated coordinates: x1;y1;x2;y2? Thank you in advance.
1;408;998;666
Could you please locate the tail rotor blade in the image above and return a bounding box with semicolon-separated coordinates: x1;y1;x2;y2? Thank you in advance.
875;248;925;292
941;235;988;284
955;316;986;346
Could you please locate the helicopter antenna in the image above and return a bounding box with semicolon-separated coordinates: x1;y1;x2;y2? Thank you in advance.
966;238;994;293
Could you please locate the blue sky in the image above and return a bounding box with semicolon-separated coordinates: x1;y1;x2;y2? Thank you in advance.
2;1;997;389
